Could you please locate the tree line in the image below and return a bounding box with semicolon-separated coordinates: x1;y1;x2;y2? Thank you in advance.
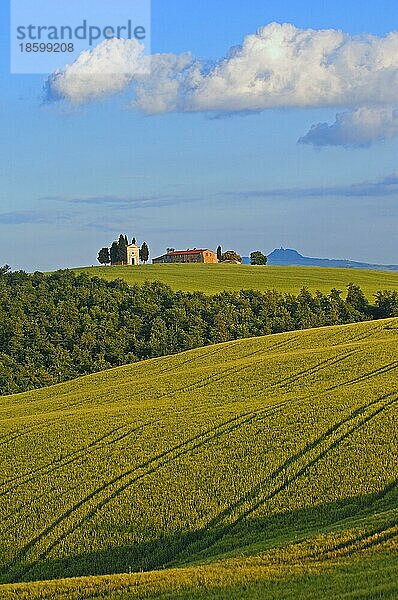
0;265;397;395
216;246;267;264
99;241;266;266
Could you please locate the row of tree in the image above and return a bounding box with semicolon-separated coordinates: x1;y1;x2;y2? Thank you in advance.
99;242;266;266
98;235;150;265
0;264;397;396
216;246;267;265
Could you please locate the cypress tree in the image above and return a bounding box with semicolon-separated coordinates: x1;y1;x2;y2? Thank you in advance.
110;241;119;265
118;234;128;264
140;242;149;264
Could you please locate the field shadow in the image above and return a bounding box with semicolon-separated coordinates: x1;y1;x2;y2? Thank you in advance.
7;478;397;584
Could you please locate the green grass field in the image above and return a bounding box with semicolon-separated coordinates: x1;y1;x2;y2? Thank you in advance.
75;264;398;298
0;318;397;599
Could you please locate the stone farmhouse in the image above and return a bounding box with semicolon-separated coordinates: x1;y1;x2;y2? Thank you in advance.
153;249;218;264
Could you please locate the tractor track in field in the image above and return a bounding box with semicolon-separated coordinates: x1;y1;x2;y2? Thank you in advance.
2;348;387;578
0;345;373;487
165;392;398;567
238;349;360;401
11;392;397;581
261;334;302;352
3;402;289;582
157;337;337;401
247;351;396;405
0;423;49;448
152;334;300;381
0;346;270;484
0;420;160;497
159;348;358;401
0;425;126;488
263;350;360;392
327;323;382;347
227;394;398;523
325;360;398;391
155;346;276;399
310;519;398;560
156;345;226;375
2;331;397;581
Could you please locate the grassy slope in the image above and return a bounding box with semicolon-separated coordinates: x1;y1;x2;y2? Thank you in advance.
74;264;398;297
0;319;397;599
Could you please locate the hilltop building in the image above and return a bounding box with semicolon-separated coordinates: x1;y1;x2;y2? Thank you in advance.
126;242;140;265
153;249;218;264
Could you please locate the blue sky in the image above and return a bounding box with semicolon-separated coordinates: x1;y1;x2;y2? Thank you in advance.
1;0;398;270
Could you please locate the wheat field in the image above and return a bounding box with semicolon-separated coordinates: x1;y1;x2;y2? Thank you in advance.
75;264;398;297
0;319;397;598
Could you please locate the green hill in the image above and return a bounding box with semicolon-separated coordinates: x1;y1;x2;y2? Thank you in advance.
1;319;397;599
75;264;398;298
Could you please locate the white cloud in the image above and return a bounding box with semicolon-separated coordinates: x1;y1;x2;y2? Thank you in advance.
46;38;148;103
183;24;398;112
299;107;398;147
45;38;197;109
45;23;398;146
133;53;200;114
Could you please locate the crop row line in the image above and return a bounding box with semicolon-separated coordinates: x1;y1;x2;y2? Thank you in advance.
311;519;398;560
326;360;398;392
0;422;49;448
3;401;286;582
0;420;160;497
160;348;358;402
165;392;398;567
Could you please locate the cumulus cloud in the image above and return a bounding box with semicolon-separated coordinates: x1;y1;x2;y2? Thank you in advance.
45;38;198;110
299;107;398;147
45;22;398;145
45;38;150;103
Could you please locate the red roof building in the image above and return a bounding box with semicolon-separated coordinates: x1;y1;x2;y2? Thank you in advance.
152;248;218;264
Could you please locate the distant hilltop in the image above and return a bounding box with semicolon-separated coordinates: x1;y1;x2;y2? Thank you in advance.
263;248;398;272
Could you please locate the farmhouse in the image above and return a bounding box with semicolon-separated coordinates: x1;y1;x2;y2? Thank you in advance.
153;249;218;264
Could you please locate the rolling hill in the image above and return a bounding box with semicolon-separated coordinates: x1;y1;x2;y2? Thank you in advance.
0;318;397;599
75;263;398;298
